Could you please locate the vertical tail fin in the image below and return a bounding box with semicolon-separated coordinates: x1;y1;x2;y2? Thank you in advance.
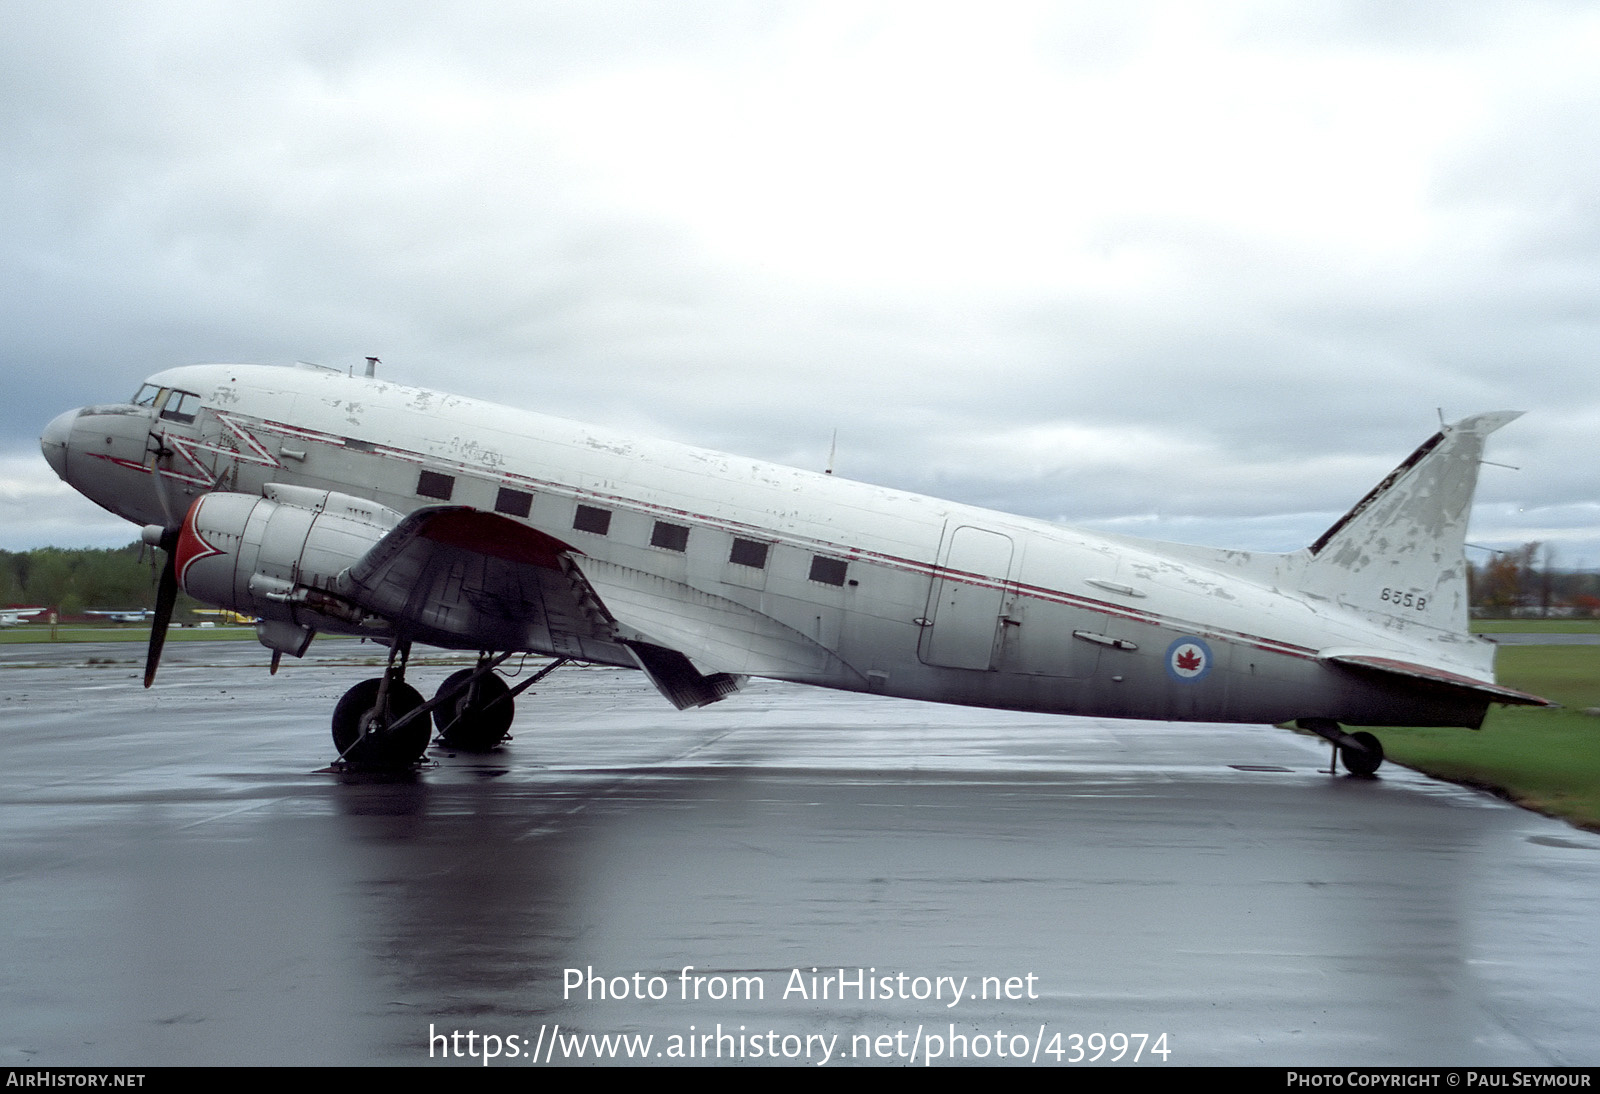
1299;412;1520;636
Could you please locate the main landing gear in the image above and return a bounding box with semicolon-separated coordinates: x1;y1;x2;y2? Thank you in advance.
431;654;570;752
1297;718;1385;777
331;646;572;768
332;641;430;768
433;664;514;751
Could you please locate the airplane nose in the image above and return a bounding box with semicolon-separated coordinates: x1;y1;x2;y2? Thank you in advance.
40;408;78;481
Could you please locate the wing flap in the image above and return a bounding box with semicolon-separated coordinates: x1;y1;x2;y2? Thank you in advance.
623;640;745;710
579;558;865;685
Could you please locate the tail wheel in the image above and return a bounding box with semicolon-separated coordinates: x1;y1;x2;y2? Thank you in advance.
1340;731;1385;777
333;678;430;767
433;669;515;750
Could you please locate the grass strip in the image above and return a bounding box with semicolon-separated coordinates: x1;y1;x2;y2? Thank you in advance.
1372;645;1600;830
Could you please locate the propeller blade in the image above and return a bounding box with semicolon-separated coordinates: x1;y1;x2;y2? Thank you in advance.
145;432;178;528
144;530;180;688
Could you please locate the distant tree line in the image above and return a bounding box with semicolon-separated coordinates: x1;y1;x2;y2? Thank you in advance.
1469;542;1600;617
0;543;173;618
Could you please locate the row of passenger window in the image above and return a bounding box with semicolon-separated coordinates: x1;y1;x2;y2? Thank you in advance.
576;502;850;585
418;470;535;520
413;469;850;586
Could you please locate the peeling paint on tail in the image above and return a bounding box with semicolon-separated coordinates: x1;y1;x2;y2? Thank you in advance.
1298;412;1521;640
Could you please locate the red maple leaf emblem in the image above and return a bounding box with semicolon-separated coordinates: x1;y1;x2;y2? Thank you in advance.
1175;648;1203;672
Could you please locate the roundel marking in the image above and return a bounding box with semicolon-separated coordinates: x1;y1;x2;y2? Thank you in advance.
1165;637;1213;682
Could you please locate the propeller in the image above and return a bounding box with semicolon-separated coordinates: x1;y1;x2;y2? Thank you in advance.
141;524;180;688
145;430;178;529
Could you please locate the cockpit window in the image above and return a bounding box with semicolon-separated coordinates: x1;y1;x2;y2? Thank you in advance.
159;389;201;424
132;384;163;408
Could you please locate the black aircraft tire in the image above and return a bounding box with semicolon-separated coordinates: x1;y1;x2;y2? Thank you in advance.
1341;731;1385;777
433;669;515;750
332;678;430;767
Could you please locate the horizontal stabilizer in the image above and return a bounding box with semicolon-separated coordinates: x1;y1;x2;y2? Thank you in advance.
1321;651;1551;707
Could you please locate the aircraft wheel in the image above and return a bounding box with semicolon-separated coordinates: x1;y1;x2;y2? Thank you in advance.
432;669;514;750
1340;731;1384;777
332;678;430;767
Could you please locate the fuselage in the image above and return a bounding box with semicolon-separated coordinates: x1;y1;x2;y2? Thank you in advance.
41;363;1501;728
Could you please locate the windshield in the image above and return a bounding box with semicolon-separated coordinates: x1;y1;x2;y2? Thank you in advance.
159;389;201;424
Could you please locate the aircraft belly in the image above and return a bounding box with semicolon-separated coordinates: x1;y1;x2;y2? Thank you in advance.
880;627;1371;726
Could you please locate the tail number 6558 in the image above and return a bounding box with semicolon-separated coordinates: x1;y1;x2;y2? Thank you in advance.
1380;588;1427;611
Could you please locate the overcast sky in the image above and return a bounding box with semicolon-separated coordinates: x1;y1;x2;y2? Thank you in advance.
3;0;1596;565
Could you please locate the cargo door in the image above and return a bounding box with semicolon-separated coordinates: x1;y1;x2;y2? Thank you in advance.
918;525;1014;670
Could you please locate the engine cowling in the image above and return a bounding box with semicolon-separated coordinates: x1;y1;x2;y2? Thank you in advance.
175;485;404;651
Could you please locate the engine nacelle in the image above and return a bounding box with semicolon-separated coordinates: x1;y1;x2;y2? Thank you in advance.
175;485;404;650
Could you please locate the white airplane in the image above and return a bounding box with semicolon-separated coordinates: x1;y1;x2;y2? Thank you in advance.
40;363;1547;771
86;609;156;623
0;607;46;627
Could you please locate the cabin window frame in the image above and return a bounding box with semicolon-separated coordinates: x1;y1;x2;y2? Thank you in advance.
809;555;848;586
729;538;770;569
417;470;456;500
651;521;690;552
495;487;533;518
573;504;612;535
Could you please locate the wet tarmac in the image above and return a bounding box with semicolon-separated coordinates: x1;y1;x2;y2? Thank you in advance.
3;640;1598;1067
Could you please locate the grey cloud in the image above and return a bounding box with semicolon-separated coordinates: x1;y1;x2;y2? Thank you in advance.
2;2;1594;561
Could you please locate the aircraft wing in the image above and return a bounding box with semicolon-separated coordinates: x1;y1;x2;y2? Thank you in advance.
576;557;865;684
337;506;631;664
1319;651;1552;707
336;506;857;707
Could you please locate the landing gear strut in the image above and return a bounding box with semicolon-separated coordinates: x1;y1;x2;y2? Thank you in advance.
433;662;514;751
330;650;573;766
1297;718;1385;777
431;654;570;751
332;641;431;768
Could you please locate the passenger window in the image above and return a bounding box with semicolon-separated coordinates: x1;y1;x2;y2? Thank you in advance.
417;470;455;500
495;488;532;518
573;505;612;535
651;521;690;552
730;538;769;569
809;556;848;586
